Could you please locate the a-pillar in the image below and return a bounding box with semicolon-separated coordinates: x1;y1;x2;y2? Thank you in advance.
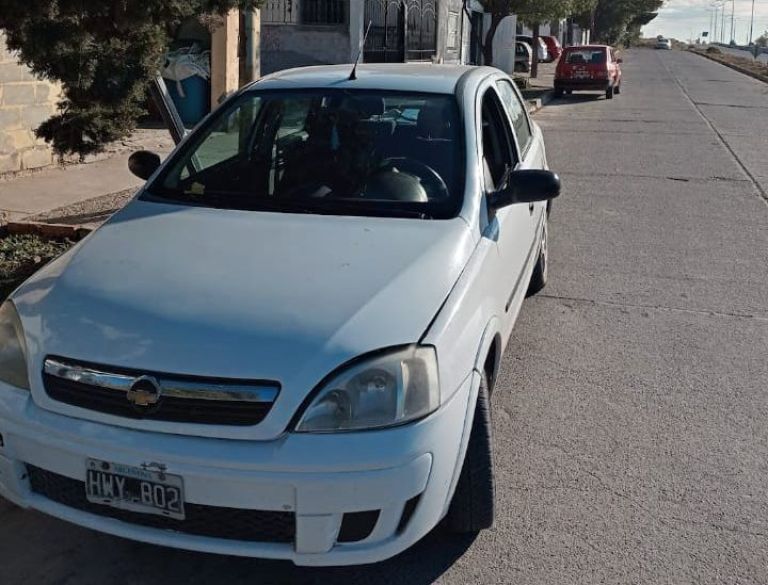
211;9;240;107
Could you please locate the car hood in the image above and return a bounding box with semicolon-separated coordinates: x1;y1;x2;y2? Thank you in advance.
13;199;476;439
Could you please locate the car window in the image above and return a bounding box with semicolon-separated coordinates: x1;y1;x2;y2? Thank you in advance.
149;90;466;220
564;49;607;65
495;80;532;156
481;88;516;192
180;98;263;179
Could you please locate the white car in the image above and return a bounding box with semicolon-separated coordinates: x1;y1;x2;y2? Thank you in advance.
0;64;559;566
517;35;550;62
656;38;672;50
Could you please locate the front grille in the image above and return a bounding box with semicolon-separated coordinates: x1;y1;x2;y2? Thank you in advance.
42;357;278;426
27;466;295;543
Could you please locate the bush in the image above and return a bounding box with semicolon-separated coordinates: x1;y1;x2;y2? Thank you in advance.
0;235;74;299
707;46;722;54
0;1;261;158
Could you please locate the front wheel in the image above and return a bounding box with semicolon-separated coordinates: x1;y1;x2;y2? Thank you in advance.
447;373;495;533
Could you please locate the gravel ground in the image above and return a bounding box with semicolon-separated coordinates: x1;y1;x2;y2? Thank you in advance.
24;188;136;228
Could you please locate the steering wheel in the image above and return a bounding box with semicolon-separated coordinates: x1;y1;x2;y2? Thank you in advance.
376;158;450;200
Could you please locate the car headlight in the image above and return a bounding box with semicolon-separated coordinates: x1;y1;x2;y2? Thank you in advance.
295;346;440;433
0;301;30;390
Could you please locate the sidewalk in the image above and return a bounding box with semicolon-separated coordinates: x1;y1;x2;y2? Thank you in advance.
0;128;174;227
520;61;556;105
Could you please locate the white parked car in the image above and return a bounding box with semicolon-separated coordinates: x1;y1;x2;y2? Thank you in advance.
517;35;550;62
656;38;672;50
0;64;559;566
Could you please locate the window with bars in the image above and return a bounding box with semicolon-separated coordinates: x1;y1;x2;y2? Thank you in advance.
302;0;346;25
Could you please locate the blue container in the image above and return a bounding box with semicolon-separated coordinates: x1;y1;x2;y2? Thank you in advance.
165;76;210;127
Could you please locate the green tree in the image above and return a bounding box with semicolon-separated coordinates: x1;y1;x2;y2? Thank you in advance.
588;0;663;45
756;32;768;48
480;0;597;66
0;1;261;158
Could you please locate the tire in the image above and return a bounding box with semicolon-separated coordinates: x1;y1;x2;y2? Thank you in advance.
447;373;495;533
554;88;564;97
526;217;549;297
605;86;615;100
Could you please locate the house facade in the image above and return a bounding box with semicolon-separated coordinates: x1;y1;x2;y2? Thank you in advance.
260;0;468;75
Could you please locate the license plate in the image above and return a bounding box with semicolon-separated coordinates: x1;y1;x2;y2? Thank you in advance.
573;70;590;79
85;459;185;520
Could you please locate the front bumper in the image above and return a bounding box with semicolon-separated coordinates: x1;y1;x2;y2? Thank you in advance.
0;373;477;566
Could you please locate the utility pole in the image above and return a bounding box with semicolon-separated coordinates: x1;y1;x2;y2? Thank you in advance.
713;3;719;43
730;0;735;44
721;3;726;43
748;0;756;44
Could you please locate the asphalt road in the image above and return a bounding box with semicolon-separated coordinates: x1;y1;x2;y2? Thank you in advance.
2;49;768;584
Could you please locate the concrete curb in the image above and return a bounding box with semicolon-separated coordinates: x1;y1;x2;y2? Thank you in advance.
5;221;93;239
688;50;768;84
527;90;555;115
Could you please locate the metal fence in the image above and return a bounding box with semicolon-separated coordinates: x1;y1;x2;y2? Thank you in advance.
302;0;346;25
262;0;299;24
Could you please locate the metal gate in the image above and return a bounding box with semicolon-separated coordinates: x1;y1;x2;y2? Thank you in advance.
363;0;437;63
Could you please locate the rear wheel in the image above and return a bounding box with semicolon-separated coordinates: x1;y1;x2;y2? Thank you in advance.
447;373;494;533
527;217;549;297
605;86;615;100
554;88;564;97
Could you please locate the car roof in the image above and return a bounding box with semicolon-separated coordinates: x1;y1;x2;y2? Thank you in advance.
564;44;611;50
250;64;493;95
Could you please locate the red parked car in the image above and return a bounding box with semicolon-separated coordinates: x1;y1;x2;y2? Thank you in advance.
554;45;623;100
541;36;563;61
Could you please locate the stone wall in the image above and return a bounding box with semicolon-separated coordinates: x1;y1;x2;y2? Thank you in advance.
0;32;61;174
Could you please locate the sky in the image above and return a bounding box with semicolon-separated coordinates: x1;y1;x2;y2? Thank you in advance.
643;0;768;43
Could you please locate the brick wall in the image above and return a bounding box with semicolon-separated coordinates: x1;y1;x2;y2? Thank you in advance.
0;31;62;174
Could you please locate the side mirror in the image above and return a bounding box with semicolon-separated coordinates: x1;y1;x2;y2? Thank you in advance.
128;150;162;181
489;170;561;210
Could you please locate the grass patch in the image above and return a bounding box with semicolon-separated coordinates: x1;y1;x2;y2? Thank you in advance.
691;47;768;82
0;234;75;300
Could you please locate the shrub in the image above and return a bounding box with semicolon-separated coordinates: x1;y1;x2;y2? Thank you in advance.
707;46;722;54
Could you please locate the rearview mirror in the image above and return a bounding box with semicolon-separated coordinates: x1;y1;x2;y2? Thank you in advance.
128;150;162;181
489;170;561;210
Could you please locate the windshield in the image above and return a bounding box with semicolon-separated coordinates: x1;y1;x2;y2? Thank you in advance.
565;49;607;65
147;90;466;219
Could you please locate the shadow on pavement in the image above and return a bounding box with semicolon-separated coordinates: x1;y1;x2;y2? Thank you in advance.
547;93;609;105
4;501;478;585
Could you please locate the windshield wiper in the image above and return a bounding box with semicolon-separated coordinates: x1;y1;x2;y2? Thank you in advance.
302;199;434;219
147;189;435;218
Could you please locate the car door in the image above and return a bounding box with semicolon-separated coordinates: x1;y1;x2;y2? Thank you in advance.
479;84;537;317
495;76;547;211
